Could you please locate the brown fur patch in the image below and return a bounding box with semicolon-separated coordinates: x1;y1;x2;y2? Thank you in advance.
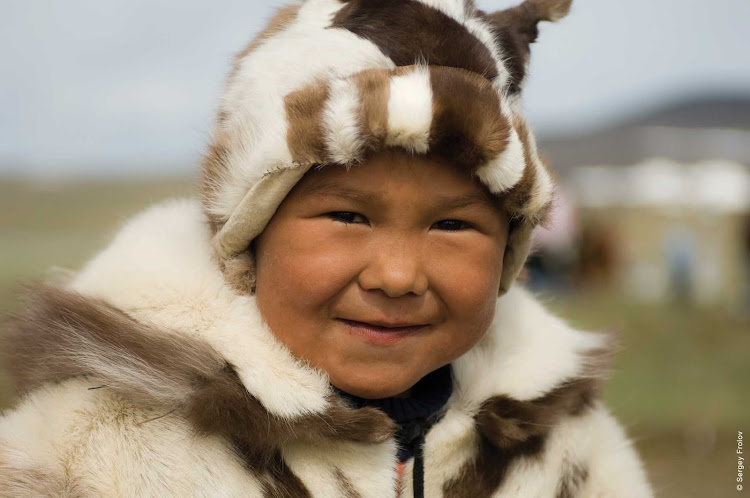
221;251;257;295
556;460;589;498
285;83;332;165
475;379;603;452
445;334;615;495
351;69;391;153
428;66;509;171
332;0;499;81
2;286;396;459
443;431;546;498
481;9;533;95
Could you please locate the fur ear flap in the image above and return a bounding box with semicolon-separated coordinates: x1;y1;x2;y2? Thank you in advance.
485;0;573;94
491;0;573;26
525;0;573;22
489;0;573;44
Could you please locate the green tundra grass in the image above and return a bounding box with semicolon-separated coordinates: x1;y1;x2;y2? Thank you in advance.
1;178;747;497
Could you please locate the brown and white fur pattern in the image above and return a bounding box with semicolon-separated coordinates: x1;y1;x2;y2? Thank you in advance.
1;200;653;497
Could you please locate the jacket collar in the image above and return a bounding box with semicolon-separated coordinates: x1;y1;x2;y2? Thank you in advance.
3;199;614;454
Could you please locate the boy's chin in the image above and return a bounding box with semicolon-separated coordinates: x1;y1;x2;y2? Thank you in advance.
330;376;417;400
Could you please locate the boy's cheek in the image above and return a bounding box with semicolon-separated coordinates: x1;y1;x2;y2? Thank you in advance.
258;222;362;277
430;251;504;298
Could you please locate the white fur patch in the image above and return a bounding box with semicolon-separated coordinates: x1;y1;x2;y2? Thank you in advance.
283;439;398;498
386;67;433;154
0;379;266;495
463;16;510;89
531;158;555;214
209;105;295;224
414;0;468;22
525;130;555;216
475;125;526;193
451;286;610;408
323;78;364;164
578;404;654;497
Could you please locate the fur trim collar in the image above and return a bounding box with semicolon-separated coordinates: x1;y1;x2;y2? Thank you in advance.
3;199;614;458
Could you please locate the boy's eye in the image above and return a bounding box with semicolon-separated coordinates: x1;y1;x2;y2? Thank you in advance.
326;211;369;225
432;219;474;231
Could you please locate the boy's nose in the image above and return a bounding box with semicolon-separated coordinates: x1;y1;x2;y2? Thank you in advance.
357;238;428;297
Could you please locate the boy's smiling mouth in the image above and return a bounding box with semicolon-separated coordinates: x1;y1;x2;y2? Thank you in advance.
336;318;429;345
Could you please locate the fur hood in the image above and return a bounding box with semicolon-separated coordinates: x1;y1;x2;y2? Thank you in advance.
1;200;652;497
201;0;575;296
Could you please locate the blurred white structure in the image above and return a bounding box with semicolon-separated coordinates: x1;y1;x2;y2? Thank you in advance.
566;159;750;306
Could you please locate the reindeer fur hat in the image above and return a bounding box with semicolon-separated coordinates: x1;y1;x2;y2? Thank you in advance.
201;0;572;295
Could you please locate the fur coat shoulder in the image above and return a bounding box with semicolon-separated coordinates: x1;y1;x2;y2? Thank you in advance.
0;199;653;497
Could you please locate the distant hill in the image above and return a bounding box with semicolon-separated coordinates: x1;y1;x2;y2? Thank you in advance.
538;96;750;170
618;96;750;130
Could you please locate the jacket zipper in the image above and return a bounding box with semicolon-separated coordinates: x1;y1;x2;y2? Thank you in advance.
412;432;425;498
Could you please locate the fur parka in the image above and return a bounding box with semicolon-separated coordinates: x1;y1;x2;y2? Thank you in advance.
0;200;653;497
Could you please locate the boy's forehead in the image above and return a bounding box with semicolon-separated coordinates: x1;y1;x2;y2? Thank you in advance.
293;155;503;213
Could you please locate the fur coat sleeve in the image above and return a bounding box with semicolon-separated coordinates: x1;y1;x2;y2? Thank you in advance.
0;200;653;497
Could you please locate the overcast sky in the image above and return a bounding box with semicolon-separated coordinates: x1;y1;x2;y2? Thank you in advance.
1;0;748;176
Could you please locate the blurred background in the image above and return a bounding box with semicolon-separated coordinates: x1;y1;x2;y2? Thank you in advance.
1;0;748;496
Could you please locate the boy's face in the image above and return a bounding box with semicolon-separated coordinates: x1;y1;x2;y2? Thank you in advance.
254;149;509;399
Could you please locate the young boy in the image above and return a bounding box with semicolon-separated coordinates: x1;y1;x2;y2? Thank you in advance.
0;0;653;496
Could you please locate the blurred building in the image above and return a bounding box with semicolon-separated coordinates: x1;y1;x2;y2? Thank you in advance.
566;159;749;306
534;97;750;307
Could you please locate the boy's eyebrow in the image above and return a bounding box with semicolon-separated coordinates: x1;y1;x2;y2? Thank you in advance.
299;178;497;211
297;180;380;205
433;192;496;211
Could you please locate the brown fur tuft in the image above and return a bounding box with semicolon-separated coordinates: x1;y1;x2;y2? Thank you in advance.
221;251;257;295
428;66;509;172
351;69;391;153
285;82;332;165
